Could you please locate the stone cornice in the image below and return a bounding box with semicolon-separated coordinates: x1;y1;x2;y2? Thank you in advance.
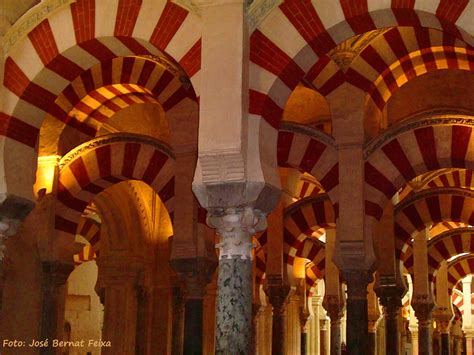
364;108;474;160
59;133;174;170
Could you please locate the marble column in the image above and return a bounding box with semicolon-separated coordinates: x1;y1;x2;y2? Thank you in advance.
40;261;73;355
412;296;435;355
433;312;452;355
300;306;311;355
171;286;185;355
464;331;474;355
411;328;419;355
343;270;372;355
208;207;267;354
266;276;290;355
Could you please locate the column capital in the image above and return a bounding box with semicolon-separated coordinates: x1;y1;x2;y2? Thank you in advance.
375;282;405;312
323;294;344;321
209;207;267;260
170;257;217;299
432;308;453;334
264;275;291;312
411;295;435;323
342;269;373;300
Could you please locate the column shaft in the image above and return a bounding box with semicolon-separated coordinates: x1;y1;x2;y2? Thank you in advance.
172;286;185;355
384;301;401;355
418;319;432;355
184;299;204;354
215;257;252;354
330;317;342;355
440;333;449;355
40;262;73;355
368;332;376;355
320;320;327;355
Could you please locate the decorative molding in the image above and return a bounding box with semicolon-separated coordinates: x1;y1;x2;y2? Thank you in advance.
280;121;337;149
428;227;474;248
364;108;474;160
247;0;282;32
199;151;245;183
59;133;174;170
2;0;75;54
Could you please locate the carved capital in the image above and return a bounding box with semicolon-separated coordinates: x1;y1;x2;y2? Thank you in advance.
433;308;453;334
375;282;405;316
264;275;291;313
342;270;373;300
171;257;217;299
411;295;435;324
208;207;267;260
323;294;344;321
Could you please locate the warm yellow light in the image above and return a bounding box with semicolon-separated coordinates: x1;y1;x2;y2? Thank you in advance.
293;257;309;279
34;155;61;196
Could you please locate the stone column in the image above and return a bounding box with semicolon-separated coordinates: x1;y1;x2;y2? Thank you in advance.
135;285;150;355
207;207;267;354
40;261;73;355
433;311;452;355
300;304;311;355
96;261;142;355
265;275;291;355
412;296;435;355
410;327;419;355
376;283;405;355
171;285;185;355
343;270;373;354
324;295;343;355
464;330;474;355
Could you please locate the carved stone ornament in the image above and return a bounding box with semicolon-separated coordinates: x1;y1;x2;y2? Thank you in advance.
208;207;267;260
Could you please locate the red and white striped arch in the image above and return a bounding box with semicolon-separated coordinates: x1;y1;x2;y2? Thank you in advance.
1;0;200;199
346;26;474;110
46;55;195;154
249;0;474;128
284;195;335;265
395;188;474;259
451;290;474;315
426;169;474;190
74;216;101;265
447;255;474;293
293;175;324;200
55;134;175;239
365;116;474;233
405;228;474;282
278;124;339;202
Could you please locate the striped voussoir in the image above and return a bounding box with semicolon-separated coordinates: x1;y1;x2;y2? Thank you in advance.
447;254;474;294
2;0;201;151
395;188;474;260
249;0;474;128
283;195;334;266
55;133;175;240
365;113;474;238
405;227;474;283
346;26;474;110
278;123;339;202
74;216;101;265
451;289;474;316
50;56;195;143
425;168;474;190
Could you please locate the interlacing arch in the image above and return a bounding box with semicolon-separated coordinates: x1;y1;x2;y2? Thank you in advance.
425;168;474;190
42;55;195;154
394;187;474;259
74;215;101;265
344;26;474;110
55;133;175;240
249;0;474;128
364;111;474;239
404;227;474;282
277;123;339;203
447;255;474;293
1;0;201;200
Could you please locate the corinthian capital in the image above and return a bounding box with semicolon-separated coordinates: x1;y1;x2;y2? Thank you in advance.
207;207;267;260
